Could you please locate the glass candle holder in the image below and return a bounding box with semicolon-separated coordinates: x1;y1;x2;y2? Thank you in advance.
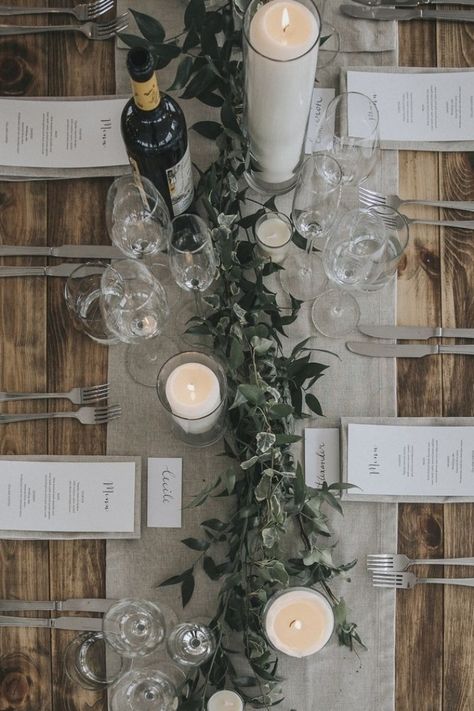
243;0;321;194
263;587;334;657
157;351;228;447
254;211;292;264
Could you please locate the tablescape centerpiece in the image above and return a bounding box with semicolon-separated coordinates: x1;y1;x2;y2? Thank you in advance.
121;2;364;707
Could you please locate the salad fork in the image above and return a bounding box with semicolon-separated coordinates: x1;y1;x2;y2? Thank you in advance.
0;0;114;21
0;404;121;425
0;383;110;405
374;207;474;232
359;185;474;214
367;553;474;572
372;571;474;589
0;12;128;39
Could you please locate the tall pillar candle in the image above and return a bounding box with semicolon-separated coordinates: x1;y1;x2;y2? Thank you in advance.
243;0;320;193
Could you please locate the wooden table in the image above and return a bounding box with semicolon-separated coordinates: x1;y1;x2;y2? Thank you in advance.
0;5;473;710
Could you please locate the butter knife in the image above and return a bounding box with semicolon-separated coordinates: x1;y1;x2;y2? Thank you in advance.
0;598;116;613
0;615;103;631
0;245;121;259
346;342;474;357
340;4;474;21
0;263;99;277
358;324;474;340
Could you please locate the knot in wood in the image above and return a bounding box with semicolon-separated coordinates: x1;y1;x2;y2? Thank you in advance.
418;246;440;279
421;513;442;549
0;48;33;95
0;653;42;710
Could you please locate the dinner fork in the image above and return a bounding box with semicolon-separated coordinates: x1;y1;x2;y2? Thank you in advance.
0;0;114;21
0;383;109;405
367;553;474;572
0;12;128;39
372;571;474;589
359;185;474;214
0;404;121;425
374;207;474;232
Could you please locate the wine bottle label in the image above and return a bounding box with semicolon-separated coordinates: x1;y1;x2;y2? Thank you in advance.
166;146;194;215
131;76;160;111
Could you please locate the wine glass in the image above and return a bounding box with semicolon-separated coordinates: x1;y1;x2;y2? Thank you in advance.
100;259;173;387
65;262;119;345
166;621;216;668
318;92;379;185
102;599;167;659
109;668;179;711
280;152;342;301
64;632;128;690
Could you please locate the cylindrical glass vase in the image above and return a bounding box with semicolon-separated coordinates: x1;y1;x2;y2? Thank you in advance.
243;0;321;194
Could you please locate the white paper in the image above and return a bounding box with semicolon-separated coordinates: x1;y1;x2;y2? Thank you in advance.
0;460;136;532
347;424;474;497
304;87;336;153
147;458;182;528
0;97;129;168
304;428;340;488
347;70;474;143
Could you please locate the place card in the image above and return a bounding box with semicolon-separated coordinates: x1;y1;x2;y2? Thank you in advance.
346;69;474;143
0;458;137;533
304;87;336;154
147;458;182;528
347;423;474;498
0;96;128;169
304;428;340;488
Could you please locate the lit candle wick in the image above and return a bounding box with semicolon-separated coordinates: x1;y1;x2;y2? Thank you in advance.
187;382;197;401
281;7;290;33
289;619;303;631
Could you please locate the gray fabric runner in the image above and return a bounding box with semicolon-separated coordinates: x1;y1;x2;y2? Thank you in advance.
108;2;398;709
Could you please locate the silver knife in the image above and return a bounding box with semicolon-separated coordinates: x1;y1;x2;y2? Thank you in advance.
0;245;121;259
340;4;474;21
347;342;474;357
358;324;474;340
0;598;116;613
0;615;103;631
0;263;100;278
352;0;474;6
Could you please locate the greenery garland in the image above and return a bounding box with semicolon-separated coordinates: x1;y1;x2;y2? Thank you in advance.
122;2;364;708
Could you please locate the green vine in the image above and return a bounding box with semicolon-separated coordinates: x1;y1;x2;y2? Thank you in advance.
121;2;364;708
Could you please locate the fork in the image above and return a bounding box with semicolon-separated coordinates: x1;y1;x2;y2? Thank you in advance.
367;553;474;572
372;571;474;589
0;405;121;425
359;185;474;214
0;12;128;39
373;207;474;232
0;383;109;405
0;0;114;22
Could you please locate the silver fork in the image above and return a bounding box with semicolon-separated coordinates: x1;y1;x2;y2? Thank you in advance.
359;185;474;214
0;12;128;39
0;0;114;21
0;383;109;405
0;405;121;425
374;207;474;232
367;553;474;572
372;571;474;590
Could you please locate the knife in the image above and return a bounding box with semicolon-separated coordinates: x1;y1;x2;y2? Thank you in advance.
352;0;474;6
0;263;101;278
0;245;122;259
347;342;474;357
358;324;474;340
0;598;116;613
0;615;103;631
340;4;474;21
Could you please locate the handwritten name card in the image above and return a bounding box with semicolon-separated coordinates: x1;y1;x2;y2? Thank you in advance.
147;458;182;528
304;428;340;489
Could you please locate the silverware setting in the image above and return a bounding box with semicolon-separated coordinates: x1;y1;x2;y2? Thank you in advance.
359;186;474;214
346;342;474;358
0;598;116;613
0;383;110;405
0;11;128;39
372;571;474;589
0;244;122;259
0;0;114;21
357;324;474;340
0;404;122;425
368;553;474;572
340;4;474;22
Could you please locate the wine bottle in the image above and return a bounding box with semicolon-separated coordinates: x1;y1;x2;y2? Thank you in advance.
121;47;194;217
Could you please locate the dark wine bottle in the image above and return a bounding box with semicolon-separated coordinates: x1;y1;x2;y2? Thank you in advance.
121;47;194;217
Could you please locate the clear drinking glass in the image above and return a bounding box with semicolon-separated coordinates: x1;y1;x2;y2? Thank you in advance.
109;668;179;711
280;152;342;301
65;262;118;345
64;632;128;690
166;621;216;668
318;92;379;185
102;599;166;659
106;175;172;260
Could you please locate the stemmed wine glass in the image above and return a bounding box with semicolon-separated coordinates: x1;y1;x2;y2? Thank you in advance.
318;92;379;185
109;668;180;711
166;621;216;669
280;152;342;301
311;206;409;337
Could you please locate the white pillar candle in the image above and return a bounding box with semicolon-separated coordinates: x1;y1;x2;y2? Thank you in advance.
246;0;320;186
165;362;221;435
264;588;334;657
256;214;291;264
207;690;244;711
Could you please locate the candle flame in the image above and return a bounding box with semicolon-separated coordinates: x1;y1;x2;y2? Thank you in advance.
187;382;197;401
281;7;290;32
289;619;303;631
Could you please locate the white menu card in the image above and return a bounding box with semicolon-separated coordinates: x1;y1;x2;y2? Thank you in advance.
0;97;128;169
346;70;474;142
347;424;474;497
0;459;136;532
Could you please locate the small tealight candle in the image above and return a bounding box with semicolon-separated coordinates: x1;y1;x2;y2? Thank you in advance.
207;690;244;711
264;587;334;658
165;362;221;435
255;212;292;264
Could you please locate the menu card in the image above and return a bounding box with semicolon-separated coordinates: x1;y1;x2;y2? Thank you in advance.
347;424;474;498
346;69;474;143
0;97;128;169
0;458;137;533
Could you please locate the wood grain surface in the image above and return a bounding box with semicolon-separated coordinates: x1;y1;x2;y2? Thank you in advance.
0;5;473;711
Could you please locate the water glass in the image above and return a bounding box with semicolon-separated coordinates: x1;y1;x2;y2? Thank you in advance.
355;206;409;291
102;599;166;659
166;621;216;668
64;632;128;690
65;262;118;345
